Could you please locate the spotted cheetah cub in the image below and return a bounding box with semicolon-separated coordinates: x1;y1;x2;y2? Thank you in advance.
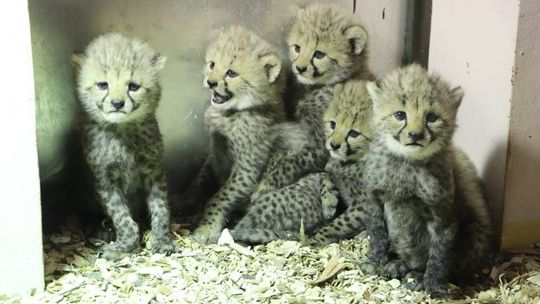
310;80;374;245
231;80;373;244
361;64;493;297
189;26;292;243
252;4;373;199
71;33;173;260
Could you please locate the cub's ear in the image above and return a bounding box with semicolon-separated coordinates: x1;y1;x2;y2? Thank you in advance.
448;86;464;109
344;25;368;55
366;81;382;102
70;52;85;71
260;53;281;84
151;53;167;71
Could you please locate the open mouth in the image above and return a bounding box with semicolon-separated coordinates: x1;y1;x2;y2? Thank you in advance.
212;91;232;104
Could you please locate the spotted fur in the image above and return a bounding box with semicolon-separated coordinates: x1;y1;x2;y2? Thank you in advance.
188;26;298;244
360;64;493;298
252;4;374;200
311;80;374;245
231;80;374;244
72;33;173;260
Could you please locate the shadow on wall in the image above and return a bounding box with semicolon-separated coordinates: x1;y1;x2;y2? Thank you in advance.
481;141;508;244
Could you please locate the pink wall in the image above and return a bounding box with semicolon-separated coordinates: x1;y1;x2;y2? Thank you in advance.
428;0;520;235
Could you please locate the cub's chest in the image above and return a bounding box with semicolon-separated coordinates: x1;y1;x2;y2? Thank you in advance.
368;157;439;201
86;129;143;168
206;109;268;141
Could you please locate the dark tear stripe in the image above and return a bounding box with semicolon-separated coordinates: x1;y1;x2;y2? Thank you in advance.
395;116;408;140
425;121;436;143
346;112;360;154
99;89;109;111
127;90;139;110
310;36;322;76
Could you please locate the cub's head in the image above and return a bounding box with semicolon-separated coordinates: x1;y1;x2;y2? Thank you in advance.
203;26;284;111
287;4;368;86
367;64;464;161
72;33;166;124
324;80;373;161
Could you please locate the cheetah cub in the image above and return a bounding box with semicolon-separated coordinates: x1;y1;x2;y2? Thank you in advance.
361;65;493;297
252;4;373;199
189;26;291;243
72;33;173;260
310;80;374;246
231;80;373;244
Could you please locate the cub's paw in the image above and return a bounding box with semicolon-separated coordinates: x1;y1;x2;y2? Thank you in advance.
423;277;449;299
99;242;139;261
383;259;409;279
151;235;175;255
403;271;424;291
321;195;338;219
191;224;222;244
358;260;382;275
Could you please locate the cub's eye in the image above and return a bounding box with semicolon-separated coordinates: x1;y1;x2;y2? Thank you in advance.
226;69;238;78
329;121;336;130
209;61;215;69
348;130;360;138
426;112;439;123
128;82;141;92
394;111;407;121
313;50;326;59
293;44;301;53
96;82;109;90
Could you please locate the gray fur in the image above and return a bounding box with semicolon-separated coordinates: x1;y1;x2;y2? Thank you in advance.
74;33;173;260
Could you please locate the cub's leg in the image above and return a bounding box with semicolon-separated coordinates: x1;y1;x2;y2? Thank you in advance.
422;203;457;298
144;170;174;254
319;172;339;220
98;187;140;260
359;194;390;275
192;157;265;243
310;189;370;246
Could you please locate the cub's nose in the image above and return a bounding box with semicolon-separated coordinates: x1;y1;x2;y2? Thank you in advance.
111;99;125;110
408;131;424;141
330;142;341;150
206;80;217;88
296;66;307;74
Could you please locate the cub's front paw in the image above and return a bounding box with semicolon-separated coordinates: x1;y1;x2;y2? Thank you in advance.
358;260;382;275
424;278;449;299
191;224;222;244
320;191;338;220
151;235;175;254
99;242;139;261
383;259;409;279
403;271;424;291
